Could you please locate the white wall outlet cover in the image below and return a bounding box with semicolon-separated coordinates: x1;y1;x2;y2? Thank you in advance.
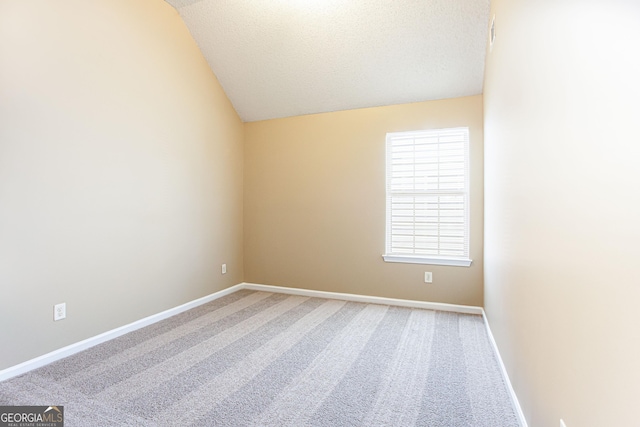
424;272;433;283
221;264;227;274
54;303;66;321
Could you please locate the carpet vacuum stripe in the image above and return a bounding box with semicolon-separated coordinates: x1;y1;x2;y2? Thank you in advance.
250;303;389;426
153;298;351;425
360;309;436;426
62;291;273;387
309;306;415;426
99;294;313;404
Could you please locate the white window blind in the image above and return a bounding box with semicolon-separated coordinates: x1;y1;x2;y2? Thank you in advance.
383;127;472;267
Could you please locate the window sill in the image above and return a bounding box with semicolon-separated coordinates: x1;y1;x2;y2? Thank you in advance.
382;255;472;267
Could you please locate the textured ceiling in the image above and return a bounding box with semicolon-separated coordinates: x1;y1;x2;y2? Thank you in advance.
165;0;490;122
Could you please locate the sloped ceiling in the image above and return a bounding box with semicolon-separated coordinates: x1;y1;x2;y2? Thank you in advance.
165;0;490;122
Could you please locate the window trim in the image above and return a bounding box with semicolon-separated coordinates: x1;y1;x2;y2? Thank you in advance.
383;127;472;267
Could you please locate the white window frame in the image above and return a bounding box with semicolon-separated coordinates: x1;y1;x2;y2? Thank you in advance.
383;127;472;267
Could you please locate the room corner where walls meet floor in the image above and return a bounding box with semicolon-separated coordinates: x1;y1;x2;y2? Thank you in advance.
0;282;528;426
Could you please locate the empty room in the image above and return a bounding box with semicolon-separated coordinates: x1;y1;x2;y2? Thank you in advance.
1;0;638;426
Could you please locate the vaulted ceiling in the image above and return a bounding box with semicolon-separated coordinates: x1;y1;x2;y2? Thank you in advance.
165;0;491;122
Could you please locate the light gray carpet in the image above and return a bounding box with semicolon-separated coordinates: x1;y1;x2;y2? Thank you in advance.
0;290;520;426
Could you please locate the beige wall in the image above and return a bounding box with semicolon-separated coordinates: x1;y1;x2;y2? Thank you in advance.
244;96;484;306
0;0;243;370
484;0;640;425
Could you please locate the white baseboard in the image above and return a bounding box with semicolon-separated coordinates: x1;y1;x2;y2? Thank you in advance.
0;283;244;383
482;311;529;427
240;282;484;315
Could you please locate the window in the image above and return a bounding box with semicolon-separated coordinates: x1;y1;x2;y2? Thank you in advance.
383;127;472;267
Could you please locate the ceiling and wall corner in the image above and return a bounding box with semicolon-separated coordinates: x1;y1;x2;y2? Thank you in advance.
164;0;491;122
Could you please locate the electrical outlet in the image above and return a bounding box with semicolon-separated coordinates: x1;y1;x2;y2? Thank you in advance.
221;264;227;274
54;303;66;321
424;272;433;283
560;420;567;427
